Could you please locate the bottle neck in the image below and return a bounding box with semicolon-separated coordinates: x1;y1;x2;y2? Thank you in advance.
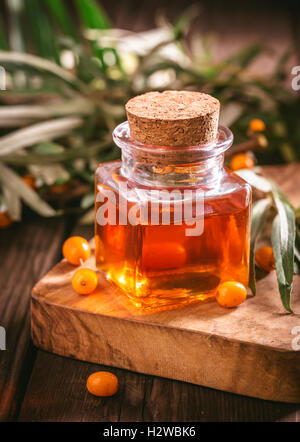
113;122;233;188
121;147;225;187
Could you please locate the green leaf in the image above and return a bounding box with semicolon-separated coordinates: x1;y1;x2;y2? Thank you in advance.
295;207;300;218
295;226;300;275
45;0;78;40
33;142;65;155
249;198;272;295
224;44;262;69
75;0;111;29
172;5;199;39
273;50;292;81
271;197;296;313
25;0;60;64
278;142;297;163
0;14;8;50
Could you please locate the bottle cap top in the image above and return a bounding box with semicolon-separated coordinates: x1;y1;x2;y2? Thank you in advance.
126;90;220;147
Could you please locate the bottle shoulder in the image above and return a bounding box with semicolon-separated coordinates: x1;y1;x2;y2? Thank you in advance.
214;167;252;197
96;161;251;210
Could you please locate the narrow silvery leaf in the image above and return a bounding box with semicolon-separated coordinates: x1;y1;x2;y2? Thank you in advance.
0;162;56;217
2;184;22;221
101;101;125;119
79;208;94;225
0;195;7;212
273;196;295;285
81;193;94;210
1;139;111;165
0;99;94;120
271;197;295;313
0;51;86;91
219;103;243;127
29;164;70;186
295;227;300;275
6;0;24;13
235;169;272;193
0;117;82;155
274;186;295;210
249;198;272;295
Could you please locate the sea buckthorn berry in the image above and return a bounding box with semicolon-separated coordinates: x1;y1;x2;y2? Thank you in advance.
0;212;13;229
86;372;119;397
249;118;266;132
63;236;91;266
50;183;69;194
72;268;98;295
255;246;275;272
142;242;186;270
230;153;255;171
216;281;247;308
22;174;36;190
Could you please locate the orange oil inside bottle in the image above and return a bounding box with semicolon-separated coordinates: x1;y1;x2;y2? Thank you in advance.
95;165;250;311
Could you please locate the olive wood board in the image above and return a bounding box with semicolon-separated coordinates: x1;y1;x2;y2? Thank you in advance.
31;249;300;403
31;165;300;403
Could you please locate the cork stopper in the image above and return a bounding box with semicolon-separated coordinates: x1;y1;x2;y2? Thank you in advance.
126;90;220;147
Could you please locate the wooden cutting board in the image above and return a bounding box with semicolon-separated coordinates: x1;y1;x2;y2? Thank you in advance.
31;164;300;403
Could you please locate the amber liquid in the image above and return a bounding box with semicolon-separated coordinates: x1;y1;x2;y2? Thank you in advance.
95;164;250;312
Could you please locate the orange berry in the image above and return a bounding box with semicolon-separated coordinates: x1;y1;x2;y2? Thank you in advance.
22;175;36;190
86;372;118;397
249;118;266;132
142;242;186;270
72;268;98;295
50;183;69;194
255;246;275;272
0;212;13;229
216;281;247;308
230;153;255;171
62;236;91;266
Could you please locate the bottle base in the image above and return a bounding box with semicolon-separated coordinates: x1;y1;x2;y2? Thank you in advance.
126;291;216;313
103;268;221;313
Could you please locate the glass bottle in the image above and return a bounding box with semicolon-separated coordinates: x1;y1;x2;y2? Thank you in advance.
95;122;251;312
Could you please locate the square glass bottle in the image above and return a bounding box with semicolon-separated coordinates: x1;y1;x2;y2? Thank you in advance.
95;91;251;311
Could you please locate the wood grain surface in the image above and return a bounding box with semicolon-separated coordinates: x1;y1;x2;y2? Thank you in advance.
0;217;68;421
16;166;300;422
17;350;300;422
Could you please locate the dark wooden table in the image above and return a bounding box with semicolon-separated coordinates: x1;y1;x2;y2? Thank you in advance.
0;164;299;422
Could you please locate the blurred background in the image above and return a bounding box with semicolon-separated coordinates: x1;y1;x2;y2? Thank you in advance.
0;0;299;225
